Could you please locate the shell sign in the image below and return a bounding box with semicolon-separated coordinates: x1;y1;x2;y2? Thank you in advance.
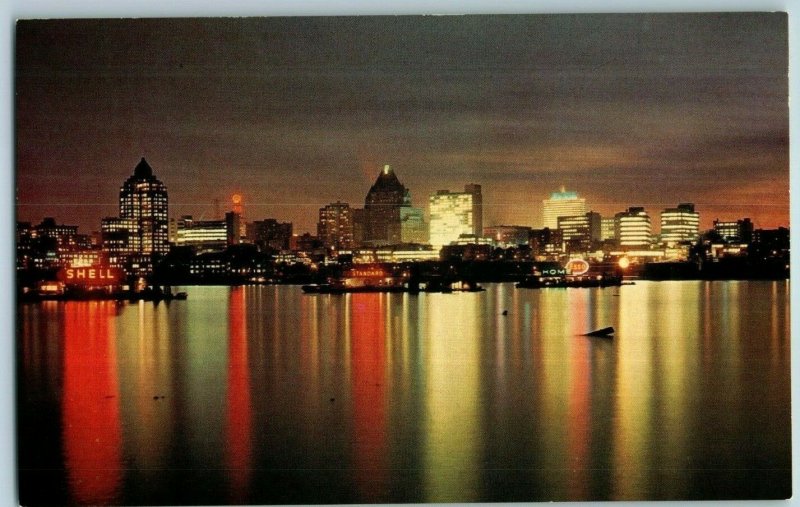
57;266;123;285
564;259;590;275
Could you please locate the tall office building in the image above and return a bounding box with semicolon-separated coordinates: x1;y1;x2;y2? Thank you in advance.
363;165;407;245
318;201;354;251
542;187;586;229
661;203;700;246
117;158;169;255
615;207;652;248
558;211;601;252
429;188;475;248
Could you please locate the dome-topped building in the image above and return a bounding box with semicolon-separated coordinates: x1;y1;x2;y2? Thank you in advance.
119;157;169;255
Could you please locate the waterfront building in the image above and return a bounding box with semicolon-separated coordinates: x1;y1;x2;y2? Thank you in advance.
749;227;790;264
484;225;532;246
175;215;228;253
33;217;79;246
661;203;700;246
353;243;440;263
118;158;169;255
530;227;563;257
441;242;493;261
400;206;427;244
429;187;478;248
363;165;407;245
615;207;652;249
713;218;754;244
317;201;354;251
542;187;586;229
101;217;141;256
558;211;601;253
248;219;293;251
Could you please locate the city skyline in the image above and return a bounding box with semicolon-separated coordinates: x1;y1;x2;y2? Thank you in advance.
15;158;786;240
16;14;788;234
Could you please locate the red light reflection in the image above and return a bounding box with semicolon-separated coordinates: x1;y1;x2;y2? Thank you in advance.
62;301;122;505
225;287;252;502
350;294;388;501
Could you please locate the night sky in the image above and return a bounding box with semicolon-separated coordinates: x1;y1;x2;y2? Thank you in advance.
15;13;788;234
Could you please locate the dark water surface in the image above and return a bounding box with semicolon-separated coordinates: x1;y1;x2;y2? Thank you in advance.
18;281;791;504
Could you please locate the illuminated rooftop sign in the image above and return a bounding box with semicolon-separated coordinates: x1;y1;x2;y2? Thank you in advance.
57;267;123;285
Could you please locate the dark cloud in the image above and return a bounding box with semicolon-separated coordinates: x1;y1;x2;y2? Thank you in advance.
16;14;788;232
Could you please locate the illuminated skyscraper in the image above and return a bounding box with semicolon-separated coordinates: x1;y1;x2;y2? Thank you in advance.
558;211;601;252
117;158;169;255
615;207;652;248
660;203;700;246
542;187;586;229
318;201;354;251
429;188;475;248
363;165;407;245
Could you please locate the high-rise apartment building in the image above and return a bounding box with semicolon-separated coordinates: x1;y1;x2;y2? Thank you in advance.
615;207;652;248
661;203;700;246
429;188;475;248
318;201;354;251
116;158;169;255
542;187;586;229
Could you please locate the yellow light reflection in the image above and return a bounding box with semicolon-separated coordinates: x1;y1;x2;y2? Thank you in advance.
422;293;482;502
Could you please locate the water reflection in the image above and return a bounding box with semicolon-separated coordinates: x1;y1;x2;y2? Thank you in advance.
62;302;122;505
423;293;481;502
350;293;388;501
17;281;791;504
225;287;252;502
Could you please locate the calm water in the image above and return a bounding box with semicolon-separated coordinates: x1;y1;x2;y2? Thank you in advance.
18;281;791;504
